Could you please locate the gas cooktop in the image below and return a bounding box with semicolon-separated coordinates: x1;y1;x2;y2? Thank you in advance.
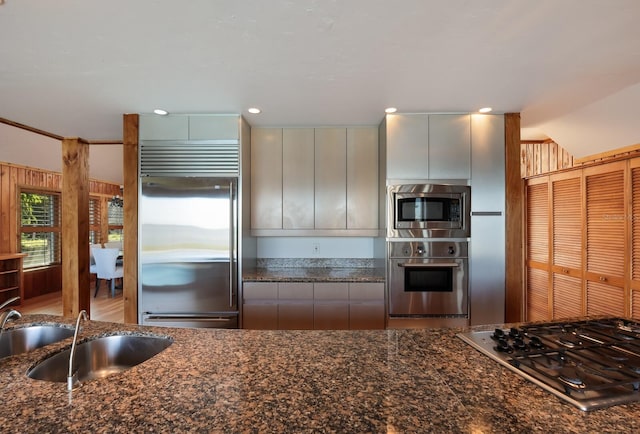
457;318;640;411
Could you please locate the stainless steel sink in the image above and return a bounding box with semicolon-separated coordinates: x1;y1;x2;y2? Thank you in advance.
0;325;75;359
27;334;173;384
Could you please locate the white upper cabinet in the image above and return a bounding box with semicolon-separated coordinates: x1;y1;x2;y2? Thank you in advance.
250;128;283;230
250;126;379;235
139;114;239;141
139;115;189;140
470;114;505;211
315;128;347;229
188;115;239;140
383;113;471;181
347;127;379;230
385;114;429;180
282;128;315;230
428;114;471;179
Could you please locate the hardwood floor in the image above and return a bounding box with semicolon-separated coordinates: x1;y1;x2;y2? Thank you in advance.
21;286;124;323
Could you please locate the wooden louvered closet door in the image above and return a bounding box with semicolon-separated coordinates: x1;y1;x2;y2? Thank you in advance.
630;158;640;319
584;162;626;317
551;173;583;319
526;178;550;321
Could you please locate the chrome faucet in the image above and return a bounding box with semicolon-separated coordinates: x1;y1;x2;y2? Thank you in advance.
67;310;88;391
0;296;21;332
0;296;20;311
0;309;21;332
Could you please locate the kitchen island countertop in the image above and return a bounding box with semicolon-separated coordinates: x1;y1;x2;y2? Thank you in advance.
2;314;639;433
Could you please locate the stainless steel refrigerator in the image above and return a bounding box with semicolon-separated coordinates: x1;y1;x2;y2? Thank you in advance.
139;177;238;328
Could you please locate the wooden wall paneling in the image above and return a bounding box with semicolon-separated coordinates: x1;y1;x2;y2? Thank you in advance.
521;140;579;178
8;167;18;254
550;142;558;172
0;165;10;252
0;161;120;300
122;114;139;324
23;266;62;299
541;142;550;174
61;138;90;318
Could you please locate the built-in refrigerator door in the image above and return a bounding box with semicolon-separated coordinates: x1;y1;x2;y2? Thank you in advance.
139;177;238;327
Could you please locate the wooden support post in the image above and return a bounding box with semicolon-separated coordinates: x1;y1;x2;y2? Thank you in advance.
122;114;139;324
61;137;90;317
505;113;524;322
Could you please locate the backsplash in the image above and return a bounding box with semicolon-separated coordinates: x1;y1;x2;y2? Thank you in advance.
257;258;382;268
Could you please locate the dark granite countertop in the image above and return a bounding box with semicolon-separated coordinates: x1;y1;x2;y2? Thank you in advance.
243;258;386;283
243;266;385;283
2;314;640;433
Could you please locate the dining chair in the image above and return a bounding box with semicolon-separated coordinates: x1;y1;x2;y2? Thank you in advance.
89;243;102;293
91;247;124;297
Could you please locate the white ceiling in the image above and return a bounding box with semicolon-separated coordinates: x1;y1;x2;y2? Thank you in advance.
1;0;639;174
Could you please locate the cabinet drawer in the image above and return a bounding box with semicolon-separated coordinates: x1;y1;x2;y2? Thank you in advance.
278;282;313;300
349;282;384;300
243;282;278;300
314;282;348;300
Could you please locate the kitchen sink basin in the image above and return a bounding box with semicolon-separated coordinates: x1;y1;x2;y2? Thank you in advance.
27;334;173;384
0;325;75;359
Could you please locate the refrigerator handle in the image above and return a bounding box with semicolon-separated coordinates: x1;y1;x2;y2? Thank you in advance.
229;180;235;308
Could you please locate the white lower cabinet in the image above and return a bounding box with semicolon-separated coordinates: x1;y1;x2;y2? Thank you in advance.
313;283;350;330
242;281;384;330
242;282;278;330
349;282;385;330
278;283;314;330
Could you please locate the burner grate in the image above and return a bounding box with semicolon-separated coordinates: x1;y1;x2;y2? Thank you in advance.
457;318;640;411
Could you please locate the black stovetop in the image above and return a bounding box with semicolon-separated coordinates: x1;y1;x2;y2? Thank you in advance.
457;318;640;411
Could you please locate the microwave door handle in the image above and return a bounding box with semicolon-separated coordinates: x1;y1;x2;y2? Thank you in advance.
398;263;460;268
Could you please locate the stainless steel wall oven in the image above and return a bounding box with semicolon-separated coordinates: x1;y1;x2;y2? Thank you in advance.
388;241;468;317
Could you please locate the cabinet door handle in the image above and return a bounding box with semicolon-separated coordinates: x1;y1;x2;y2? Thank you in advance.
562;268;569;274
599;276;607;282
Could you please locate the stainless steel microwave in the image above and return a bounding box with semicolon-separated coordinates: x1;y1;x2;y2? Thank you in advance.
387;184;470;238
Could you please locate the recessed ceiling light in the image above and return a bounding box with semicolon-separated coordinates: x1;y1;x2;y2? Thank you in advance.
153;109;169;115
478;107;492;113
385;107;398;114
248;107;261;114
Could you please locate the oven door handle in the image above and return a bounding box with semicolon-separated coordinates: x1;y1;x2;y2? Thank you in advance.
397;263;460;268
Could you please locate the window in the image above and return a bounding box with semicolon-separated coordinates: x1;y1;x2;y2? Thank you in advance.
108;197;124;242
89;196;102;245
20;191;61;268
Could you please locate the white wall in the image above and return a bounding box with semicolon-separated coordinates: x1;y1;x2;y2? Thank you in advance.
0;122;123;184
257;237;377;258
0;122;61;171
